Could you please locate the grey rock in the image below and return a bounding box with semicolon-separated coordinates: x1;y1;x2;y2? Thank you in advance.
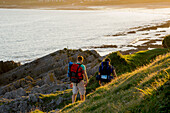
86;55;95;63
39;84;50;93
56;97;63;105
43;73;57;85
18;101;27;112
90;50;100;58
49;99;55;105
28;94;38;103
31;86;42;94
17;88;27;96
3;88;26;99
35;79;45;86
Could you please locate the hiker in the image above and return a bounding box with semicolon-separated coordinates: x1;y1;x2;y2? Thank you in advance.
96;58;117;86
68;56;88;103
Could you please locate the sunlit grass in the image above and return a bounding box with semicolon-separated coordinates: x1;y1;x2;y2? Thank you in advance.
31;49;169;113
61;52;170;113
31;109;44;113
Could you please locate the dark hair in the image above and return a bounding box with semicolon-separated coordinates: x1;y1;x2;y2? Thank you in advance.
105;58;111;62
77;56;84;62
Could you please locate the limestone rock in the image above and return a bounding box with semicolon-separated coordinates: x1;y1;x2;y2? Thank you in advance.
43;73;57;85
56;97;63;105
31;84;49;94
3;88;26;99
0;76;34;95
31;85;42;94
28;94;38;103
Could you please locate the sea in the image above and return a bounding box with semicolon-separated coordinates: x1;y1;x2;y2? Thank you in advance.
0;8;170;64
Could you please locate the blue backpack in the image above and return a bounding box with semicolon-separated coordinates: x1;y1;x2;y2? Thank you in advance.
96;61;114;82
67;62;73;77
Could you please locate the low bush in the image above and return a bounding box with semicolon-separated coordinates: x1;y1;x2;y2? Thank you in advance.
162;35;170;48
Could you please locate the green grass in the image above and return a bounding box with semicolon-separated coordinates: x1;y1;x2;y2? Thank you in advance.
60;51;170;113
86;48;169;95
31;48;169;113
107;48;170;75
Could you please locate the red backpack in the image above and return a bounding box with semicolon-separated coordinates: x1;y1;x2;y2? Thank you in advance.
69;64;84;83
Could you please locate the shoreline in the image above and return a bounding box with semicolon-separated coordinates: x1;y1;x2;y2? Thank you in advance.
85;20;170;55
0;5;170;64
0;2;170;10
1;20;169;64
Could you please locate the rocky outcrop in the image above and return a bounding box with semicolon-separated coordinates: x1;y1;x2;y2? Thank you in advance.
0;76;33;95
0;49;102;112
0;61;21;75
0;49;101;86
43;73;57;85
0;92;71;113
3;88;27;99
0;94;41;113
31;83;69;94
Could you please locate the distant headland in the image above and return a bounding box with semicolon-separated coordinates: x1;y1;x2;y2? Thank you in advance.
0;0;170;10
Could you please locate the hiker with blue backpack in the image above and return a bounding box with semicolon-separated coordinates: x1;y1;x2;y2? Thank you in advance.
96;58;117;86
67;56;88;103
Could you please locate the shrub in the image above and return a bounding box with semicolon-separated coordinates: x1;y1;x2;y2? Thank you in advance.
162;35;170;48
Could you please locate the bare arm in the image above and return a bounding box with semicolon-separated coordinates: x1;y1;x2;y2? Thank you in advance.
83;67;88;87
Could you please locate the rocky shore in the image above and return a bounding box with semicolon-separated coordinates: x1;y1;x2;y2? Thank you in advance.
0;48;102;113
88;20;170;55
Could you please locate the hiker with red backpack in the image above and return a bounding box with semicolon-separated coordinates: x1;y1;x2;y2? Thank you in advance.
67;56;88;103
96;58;117;86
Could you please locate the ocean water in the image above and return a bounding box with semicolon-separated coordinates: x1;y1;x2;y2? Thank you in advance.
0;8;170;63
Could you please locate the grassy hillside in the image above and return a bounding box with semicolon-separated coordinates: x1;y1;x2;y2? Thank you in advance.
86;48;169;95
61;51;170;113
31;48;169;113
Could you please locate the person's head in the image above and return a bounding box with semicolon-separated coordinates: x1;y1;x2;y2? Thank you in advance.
105;58;111;64
77;56;84;63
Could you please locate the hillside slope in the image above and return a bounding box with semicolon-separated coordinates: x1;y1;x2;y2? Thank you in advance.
2;49;169;113
30;48;169;113
61;52;170;113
